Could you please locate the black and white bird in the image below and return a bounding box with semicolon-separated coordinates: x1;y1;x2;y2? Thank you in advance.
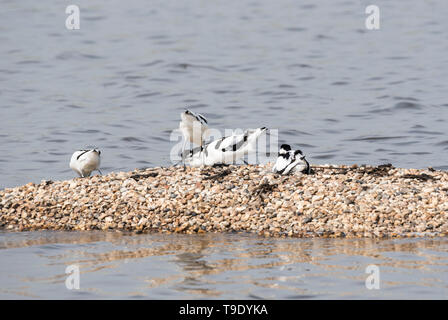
272;144;310;175
185;127;268;167
70;149;102;177
179;109;209;165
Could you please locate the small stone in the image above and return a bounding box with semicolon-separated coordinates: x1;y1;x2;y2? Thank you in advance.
303;217;312;224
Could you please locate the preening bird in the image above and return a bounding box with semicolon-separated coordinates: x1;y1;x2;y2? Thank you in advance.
272;144;310;175
70;149;102;177
179;109;209;166
185;127;268;167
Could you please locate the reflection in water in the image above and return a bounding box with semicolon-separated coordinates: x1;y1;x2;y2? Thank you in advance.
0;231;447;299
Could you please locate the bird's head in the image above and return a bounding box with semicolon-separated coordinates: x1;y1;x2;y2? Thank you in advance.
293;149;305;160
279;144;291;155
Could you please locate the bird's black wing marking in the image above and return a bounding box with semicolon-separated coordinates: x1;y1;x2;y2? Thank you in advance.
302;157;311;174
280;152;290;160
213;137;226;150
187;109;207;125
277;151;299;175
183;144;207;158
196;114;208;124
220;132;249;152
280;160;298;175
76;150;90;160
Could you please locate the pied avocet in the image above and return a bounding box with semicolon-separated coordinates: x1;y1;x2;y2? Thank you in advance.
70;149;102;177
272;144;310;175
179;109;209;166
185;127;268;167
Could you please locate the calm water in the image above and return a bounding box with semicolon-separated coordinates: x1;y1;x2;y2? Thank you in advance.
0;0;447;188
1;0;448;299
0;231;447;299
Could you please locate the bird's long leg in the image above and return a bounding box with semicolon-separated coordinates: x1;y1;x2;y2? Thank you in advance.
181;138;188;170
200;139;205;167
97;169;103;175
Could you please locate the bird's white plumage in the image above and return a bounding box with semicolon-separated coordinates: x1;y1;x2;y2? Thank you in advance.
70;149;102;177
179;109;210;166
272;144;310;175
185;127;268;167
272;155;292;173
179;109;209;147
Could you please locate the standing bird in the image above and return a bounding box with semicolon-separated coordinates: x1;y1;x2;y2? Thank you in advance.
185;127;268;167
70;149;102;177
272;144;310;175
179;109;209;166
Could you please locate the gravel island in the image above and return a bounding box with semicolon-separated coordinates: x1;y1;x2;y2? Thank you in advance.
1;164;447;238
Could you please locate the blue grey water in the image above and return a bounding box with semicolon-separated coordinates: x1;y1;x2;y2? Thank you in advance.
0;231;448;299
0;0;447;299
